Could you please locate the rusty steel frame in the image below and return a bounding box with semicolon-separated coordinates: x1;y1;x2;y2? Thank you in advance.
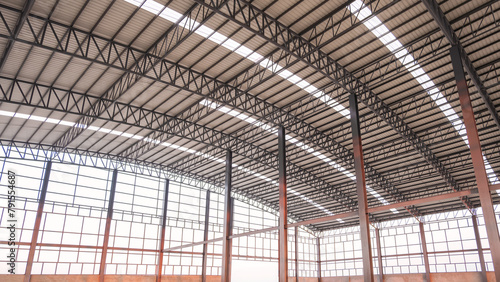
278;125;289;282
221;150;233;282
375;228;384;282
317;237;322;282
349;91;374;282
157;179;169;282
24;161;52;282
99;169;118;282
419;222;431;282
472;214;487;282
295;226;300;281
450;44;500;281
202;190;211;282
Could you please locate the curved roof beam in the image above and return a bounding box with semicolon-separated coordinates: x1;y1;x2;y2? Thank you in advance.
120;0;426;218
0;76;355;219
193;0;473;211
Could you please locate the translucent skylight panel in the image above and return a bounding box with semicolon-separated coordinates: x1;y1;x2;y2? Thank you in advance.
125;0;350;119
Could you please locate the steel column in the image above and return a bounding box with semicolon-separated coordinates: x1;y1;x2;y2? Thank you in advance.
202;190;211;282
221;150;232;282
24;161;52;282
317;237;322;282
472;215;487;282
419;222;431;282
99;169;118;282
450;44;500;281
420;0;500;131
157;179;169;282
228;197;234;280
278;125;289;282
375;228;384;282
295;226;300;282
349;92;374;282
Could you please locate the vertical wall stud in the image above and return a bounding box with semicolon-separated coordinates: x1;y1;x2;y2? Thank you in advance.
157;179;169;282
24;161;52;282
375;228;384;282
450;44;500;281
295;226;300;282
99;169;118;282
349;92;374;282
202;190;211;282
317;237;321;282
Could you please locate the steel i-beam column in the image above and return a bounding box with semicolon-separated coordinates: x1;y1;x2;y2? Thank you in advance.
202;190;211;282
99;169;118;282
24;161;52;282
222;150;232;282
295;226;300;282
375;228;384;282
278;125;289;282
349;92;374;282
228;197;234;280
472;214;487;282
157;179;169;282
317;237;322;282
450;44;500;281
419;222;431;282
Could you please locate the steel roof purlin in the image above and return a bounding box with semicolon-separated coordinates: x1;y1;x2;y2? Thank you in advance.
0;0;499;231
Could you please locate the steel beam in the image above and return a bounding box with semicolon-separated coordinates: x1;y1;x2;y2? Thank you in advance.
419;222;431;282
472;215;487;282
193;0;467;212
317;237;322;282
349;92;374;282
278;126;288;282
0;0;35;72
0;76;349;222
24;161;52;282
451;44;500;281
157;179;169;282
420;0;500;131
221;150;232;282
52;3;221;150
368;189;473;213
99;169;118;282
295;226;300;282
202;190;211;282
375;228;384;282
0;8;398;215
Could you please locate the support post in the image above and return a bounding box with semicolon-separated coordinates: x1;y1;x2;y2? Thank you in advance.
295;226;300;282
221;150;232;282
24;161;52;282
349;92;374;282
99;169;118;282
450;44;500;281
278;126;288;282
419;222;431;282
202;190;211;282
472;214;487;282
157;179;169;282
317;237;321;282
375;228;384;282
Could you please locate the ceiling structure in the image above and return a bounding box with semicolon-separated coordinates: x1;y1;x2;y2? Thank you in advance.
0;0;499;231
